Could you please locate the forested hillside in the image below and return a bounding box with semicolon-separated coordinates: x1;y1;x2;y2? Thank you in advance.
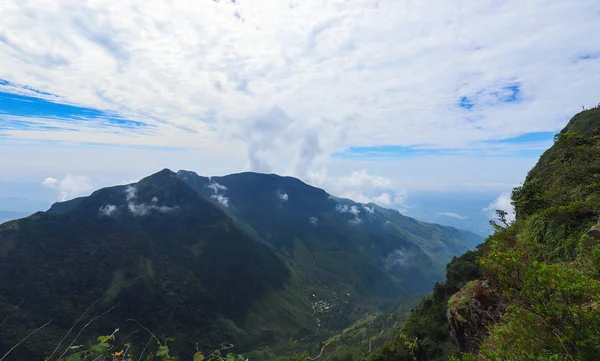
0;169;480;360
366;106;600;361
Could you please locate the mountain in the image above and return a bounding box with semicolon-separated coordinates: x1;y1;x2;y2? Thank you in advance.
177;171;481;293
0;169;482;360
365;106;600;361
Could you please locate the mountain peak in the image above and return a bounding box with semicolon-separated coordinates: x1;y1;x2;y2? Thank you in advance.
140;168;177;182
562;106;600;138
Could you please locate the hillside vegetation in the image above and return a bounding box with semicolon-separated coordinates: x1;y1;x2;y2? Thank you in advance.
0;169;480;360
365;106;600;361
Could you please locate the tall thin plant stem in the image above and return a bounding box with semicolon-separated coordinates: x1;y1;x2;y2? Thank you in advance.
47;296;105;361
0;320;52;361
56;307;116;360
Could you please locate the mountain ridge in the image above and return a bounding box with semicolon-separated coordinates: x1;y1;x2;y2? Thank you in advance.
0;169;482;360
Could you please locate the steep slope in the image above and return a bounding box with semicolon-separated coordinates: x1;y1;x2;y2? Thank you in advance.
178;171;482;295
0;170;299;360
366;106;600;361
0;169;482;360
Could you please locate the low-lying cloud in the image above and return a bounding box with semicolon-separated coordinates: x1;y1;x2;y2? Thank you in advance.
42;174;93;201
208;182;229;207
277;191;289;202
99;204;118;217
384;249;413;269
336;204;362;224
438;212;468;220
121;186;178;216
319;170;409;211
125;185;137;201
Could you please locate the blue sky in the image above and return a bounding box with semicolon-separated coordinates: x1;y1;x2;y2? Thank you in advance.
0;87;150;132
1;0;600;233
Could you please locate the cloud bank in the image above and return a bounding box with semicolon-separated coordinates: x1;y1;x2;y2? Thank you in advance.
2;0;600;225
2;0;599;160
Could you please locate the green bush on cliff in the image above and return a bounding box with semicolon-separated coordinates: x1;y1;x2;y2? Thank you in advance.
369;107;600;361
459;107;600;360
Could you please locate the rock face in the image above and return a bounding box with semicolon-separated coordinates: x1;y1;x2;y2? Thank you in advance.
447;280;507;354
587;224;600;240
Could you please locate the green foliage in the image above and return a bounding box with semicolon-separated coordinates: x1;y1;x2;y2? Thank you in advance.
373;106;600;361
201;343;247;361
478;252;600;360
515;109;600;219
447;281;478;323
0;171;294;359
365;251;482;361
444;251;481;291
1;169;480;360
466;107;600;360
51;329;141;361
50;330;249;361
512;179;545;219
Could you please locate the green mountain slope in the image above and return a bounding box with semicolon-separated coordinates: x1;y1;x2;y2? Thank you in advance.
178;171;481;294
365;105;600;361
0;169;481;360
0;170;299;360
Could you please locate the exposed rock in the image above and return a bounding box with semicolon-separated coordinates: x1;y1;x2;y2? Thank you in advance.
587;224;600;241
447;280;507;354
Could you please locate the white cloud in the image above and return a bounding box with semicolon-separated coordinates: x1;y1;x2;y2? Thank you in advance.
2;0;598;170
438;212;468;220
128;202;150;217
309;216;318;226
484;192;516;224
384;249;412;269
371;193;393;207
42;174;93;201
338;169;393;190
125;185;137;201
127;201;177;216
119;179;140;186
335;204;349;213
99;204;117;217
212;194;229;208
123;186;177;216
320;169;408;210
208;182;228;193
42;177;58;188
277;191;289;202
208;182;229;207
335;204;362;224
3;0;600;219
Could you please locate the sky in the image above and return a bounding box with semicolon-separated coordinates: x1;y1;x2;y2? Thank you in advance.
1;0;600;234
